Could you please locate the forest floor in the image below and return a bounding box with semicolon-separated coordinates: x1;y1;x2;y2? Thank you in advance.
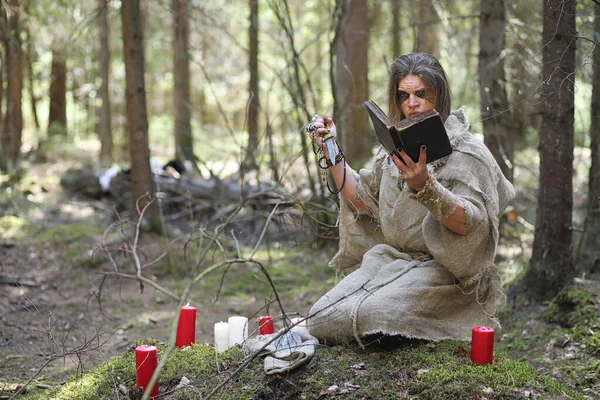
0;150;599;399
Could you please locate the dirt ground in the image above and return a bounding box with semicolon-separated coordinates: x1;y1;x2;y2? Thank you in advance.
0;226;326;387
1;159;599;398
0;159;328;391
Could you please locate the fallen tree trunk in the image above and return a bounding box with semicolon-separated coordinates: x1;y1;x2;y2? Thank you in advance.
61;167;293;206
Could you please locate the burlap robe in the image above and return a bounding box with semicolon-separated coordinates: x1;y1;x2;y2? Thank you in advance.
308;107;515;345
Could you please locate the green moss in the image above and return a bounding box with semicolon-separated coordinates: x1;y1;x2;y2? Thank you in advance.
23;339;263;400
542;286;597;327
405;342;537;399
21;337;587;400
23;350;136;400
541;284;600;354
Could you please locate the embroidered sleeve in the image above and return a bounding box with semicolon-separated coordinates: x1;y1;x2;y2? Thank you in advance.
408;174;460;221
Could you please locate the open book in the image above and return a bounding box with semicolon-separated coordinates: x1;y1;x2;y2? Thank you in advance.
364;100;452;164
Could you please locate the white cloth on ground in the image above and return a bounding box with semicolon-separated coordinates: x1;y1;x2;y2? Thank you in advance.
245;327;319;375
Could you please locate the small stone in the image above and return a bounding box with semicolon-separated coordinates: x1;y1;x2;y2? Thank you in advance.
482;386;493;394
118;384;128;395
35;384;52;390
175;376;190;389
122;322;135;330
327;385;339;392
343;382;360;390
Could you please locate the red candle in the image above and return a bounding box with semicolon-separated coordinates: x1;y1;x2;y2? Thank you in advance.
176;305;197;348
471;326;495;364
258;316;275;335
135;344;159;398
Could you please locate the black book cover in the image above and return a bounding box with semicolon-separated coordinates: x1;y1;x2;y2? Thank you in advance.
364;100;452;164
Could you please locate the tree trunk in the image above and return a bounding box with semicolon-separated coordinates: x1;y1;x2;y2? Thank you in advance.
20;0;38;132
121;0;160;230
478;0;514;182
48;48;67;136
580;2;600;272
172;0;196;168
0;6;6;134
0;0;22;172
415;1;439;57
335;0;371;168
24;25;39;131
246;0;260;171
527;0;576;300
98;0;113;167
391;0;402;57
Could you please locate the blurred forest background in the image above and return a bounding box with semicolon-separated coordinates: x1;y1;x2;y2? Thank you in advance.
1;0;600;398
1;0;598;290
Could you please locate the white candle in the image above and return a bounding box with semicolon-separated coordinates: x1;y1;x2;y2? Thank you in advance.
228;316;248;346
214;321;230;353
290;317;307;332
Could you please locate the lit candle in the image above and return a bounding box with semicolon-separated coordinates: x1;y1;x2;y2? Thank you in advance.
135;344;159;398
258;316;275;335
471;326;495;364
176;304;197;348
228;316;248;346
214;321;230;353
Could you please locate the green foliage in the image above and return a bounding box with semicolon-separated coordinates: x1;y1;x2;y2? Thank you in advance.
14;0;596;177
0;216;31;239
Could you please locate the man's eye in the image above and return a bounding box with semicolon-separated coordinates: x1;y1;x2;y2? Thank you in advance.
416;90;426;98
398;92;409;101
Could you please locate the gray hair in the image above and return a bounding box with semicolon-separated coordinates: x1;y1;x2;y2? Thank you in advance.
386;53;452;123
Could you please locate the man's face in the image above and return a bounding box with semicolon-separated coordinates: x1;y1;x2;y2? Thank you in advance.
397;74;435;118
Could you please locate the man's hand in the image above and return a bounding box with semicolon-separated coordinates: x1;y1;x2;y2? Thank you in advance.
391;145;428;191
